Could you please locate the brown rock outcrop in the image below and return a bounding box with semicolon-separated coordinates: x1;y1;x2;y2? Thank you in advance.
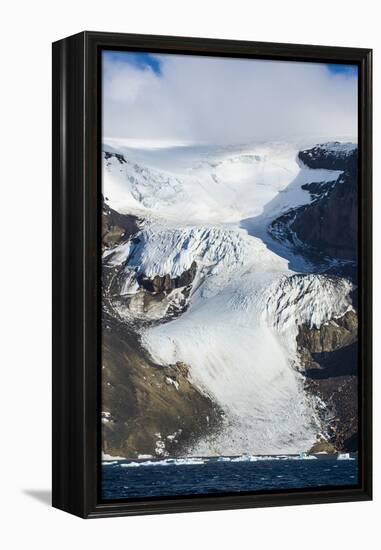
102;198;140;249
297;311;358;452
102;319;223;459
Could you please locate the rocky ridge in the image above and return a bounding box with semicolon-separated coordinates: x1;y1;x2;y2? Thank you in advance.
269;142;358;261
268;143;359;453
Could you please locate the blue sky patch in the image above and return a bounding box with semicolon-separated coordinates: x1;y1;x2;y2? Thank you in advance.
326;63;358;77
102;50;162;75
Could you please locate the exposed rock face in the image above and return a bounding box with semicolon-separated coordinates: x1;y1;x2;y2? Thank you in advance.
101;205;221;458
269;144;359;453
298;143;357;172
102;319;223;458
102;204;198;322
300;180;337;200
291;171;357;261
297;311;358;452
106;261;197;323
297;310;357;364
102;199;140;249
307;376;358;452
308;440;337;455
138;261;197;294
104;151;127;164
269;144;358;261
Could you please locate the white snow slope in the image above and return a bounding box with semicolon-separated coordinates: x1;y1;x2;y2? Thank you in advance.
103;140;356;456
103;141;344;223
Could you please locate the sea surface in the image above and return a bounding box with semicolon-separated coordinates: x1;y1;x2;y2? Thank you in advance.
102;455;358;500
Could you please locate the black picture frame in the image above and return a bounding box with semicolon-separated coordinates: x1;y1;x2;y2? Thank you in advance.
52;31;372;518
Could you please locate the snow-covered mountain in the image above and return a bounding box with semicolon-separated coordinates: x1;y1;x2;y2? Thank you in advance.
102;139;358;457
103;141;345;223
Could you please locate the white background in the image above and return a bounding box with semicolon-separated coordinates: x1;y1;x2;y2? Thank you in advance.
0;0;378;548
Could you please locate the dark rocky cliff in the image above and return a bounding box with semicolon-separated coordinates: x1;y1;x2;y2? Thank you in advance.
298;143;357;172
297;310;358;452
102;198;140;249
137;261;197;294
269;143;358;261
269;144;359;453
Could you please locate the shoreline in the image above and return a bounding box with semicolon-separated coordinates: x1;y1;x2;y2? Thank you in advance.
102;452;357;464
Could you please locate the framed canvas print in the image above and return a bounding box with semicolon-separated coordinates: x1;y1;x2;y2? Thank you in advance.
52;32;372;518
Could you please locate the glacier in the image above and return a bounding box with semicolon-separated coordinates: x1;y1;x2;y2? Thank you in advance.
103;139;356;456
103;141;343;224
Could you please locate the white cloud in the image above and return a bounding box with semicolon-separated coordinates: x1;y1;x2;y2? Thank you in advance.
103;53;357;145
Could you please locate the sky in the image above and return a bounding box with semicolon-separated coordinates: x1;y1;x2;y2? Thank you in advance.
102;50;358;146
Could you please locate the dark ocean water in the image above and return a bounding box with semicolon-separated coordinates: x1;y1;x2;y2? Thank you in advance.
102;455;358;500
